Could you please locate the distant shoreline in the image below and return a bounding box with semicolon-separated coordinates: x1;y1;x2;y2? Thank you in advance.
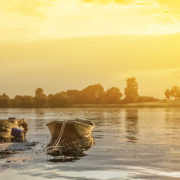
71;101;180;108
1;101;180;108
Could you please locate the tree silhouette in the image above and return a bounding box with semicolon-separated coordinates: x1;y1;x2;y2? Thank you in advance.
0;78;164;108
12;95;34;108
105;87;122;104
0;93;10;108
35;88;43;97
165;86;180;100
137;96;158;102
66;90;80;104
79;84;105;104
48;92;73;107
21;96;34;108
124;78;138;103
165;89;171;100
34;88;47;107
12;95;22;108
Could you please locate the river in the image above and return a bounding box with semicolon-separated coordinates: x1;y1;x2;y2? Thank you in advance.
0;108;180;180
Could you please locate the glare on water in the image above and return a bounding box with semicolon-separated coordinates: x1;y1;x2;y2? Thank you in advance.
0;108;180;180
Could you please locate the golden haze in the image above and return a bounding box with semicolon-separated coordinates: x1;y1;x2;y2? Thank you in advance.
0;0;180;98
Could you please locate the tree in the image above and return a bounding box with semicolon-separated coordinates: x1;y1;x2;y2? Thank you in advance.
34;88;47;107
12;95;23;107
137;96;158;102
0;93;10;108
170;86;179;99
48;92;73;107
14;95;21;107
21;96;34;108
124;78;138;103
12;95;34;108
165;89;171;100
66;90;81;104
104;87;123;104
35;88;43;97
79;84;105;104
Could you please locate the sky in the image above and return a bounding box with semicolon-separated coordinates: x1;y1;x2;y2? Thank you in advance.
0;0;180;97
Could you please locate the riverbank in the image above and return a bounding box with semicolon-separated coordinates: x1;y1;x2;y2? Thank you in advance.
1;100;180;108
71;100;180;108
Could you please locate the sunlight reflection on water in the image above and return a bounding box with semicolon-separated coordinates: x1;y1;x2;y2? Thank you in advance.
0;108;180;179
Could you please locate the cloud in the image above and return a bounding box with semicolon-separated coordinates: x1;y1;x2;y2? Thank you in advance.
4;0;57;18
81;0;180;23
81;0;180;8
81;0;180;15
3;0;180;20
156;0;180;18
157;0;180;11
82;0;134;4
1;0;180;41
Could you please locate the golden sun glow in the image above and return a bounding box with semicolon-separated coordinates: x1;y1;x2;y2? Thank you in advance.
0;0;180;41
0;0;180;98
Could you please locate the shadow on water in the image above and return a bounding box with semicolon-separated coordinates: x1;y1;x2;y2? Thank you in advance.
9;153;101;180
47;154;86;163
125;109;139;143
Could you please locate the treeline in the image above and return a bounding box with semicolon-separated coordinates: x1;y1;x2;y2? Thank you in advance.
165;86;180;100
0;78;158;108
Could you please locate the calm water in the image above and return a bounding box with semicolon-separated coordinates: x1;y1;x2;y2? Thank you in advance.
1;108;180;180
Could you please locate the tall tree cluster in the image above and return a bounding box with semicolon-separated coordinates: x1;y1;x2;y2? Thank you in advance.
0;78;159;108
164;86;180;100
124;78;138;103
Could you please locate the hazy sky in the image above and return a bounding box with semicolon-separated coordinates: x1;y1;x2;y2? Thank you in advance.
1;0;180;40
0;0;180;97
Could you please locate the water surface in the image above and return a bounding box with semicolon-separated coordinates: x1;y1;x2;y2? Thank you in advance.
0;108;180;180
